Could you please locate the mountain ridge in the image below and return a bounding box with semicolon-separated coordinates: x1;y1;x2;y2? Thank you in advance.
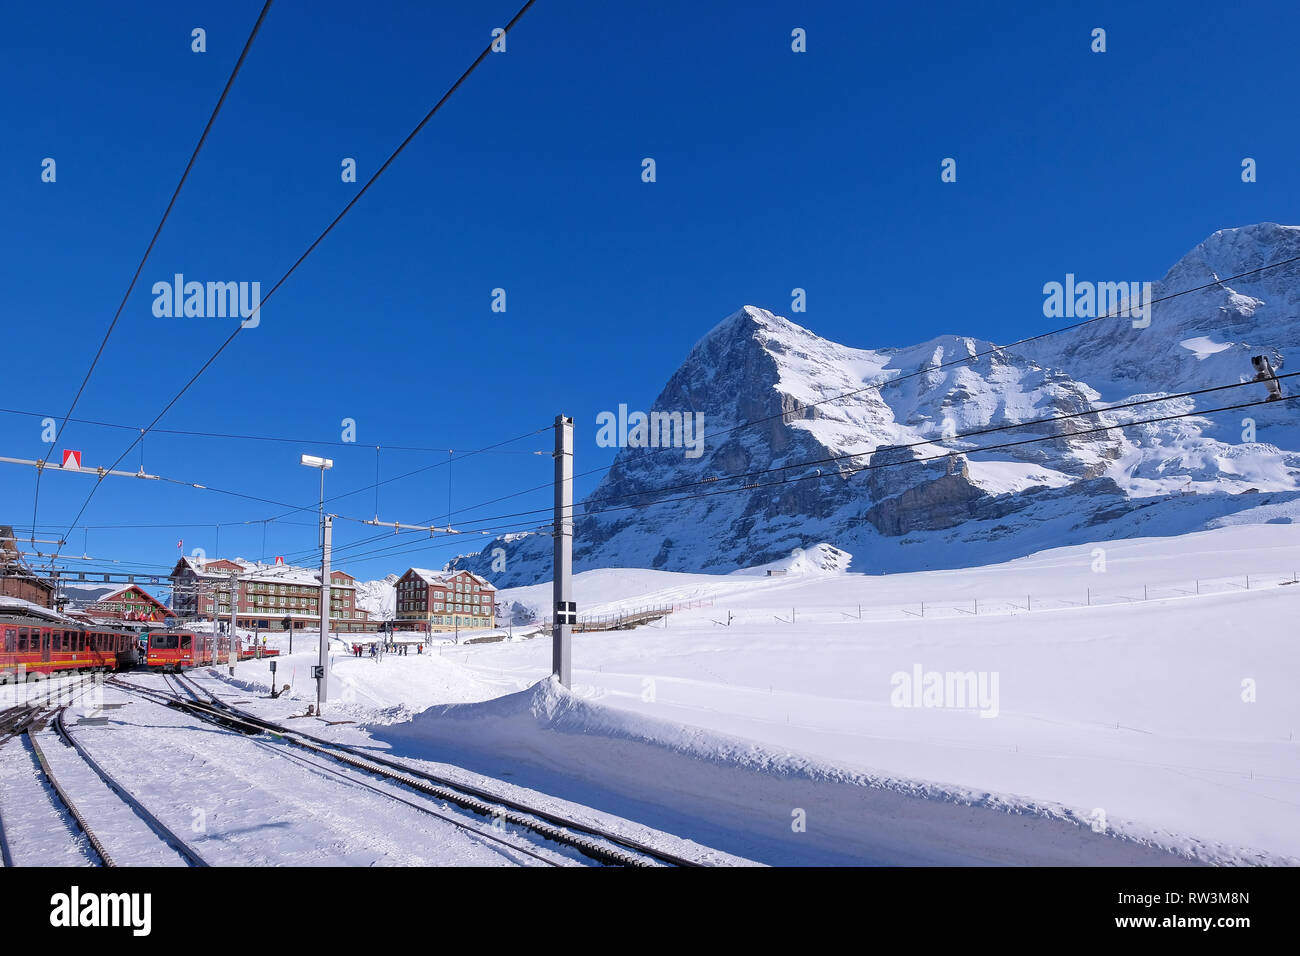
450;223;1300;587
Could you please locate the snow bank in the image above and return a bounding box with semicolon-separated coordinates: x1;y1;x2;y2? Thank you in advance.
373;678;1204;866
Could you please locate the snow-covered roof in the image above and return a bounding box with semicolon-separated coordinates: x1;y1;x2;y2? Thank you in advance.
174;555;356;588
0;595;78;623
407;567;494;588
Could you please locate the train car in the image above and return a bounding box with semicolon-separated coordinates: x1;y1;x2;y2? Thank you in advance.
0;614;137;681
145;630;217;671
145;628;280;671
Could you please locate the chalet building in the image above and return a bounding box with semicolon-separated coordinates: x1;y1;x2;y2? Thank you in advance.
168;556;375;633
394;568;496;632
0;524;55;609
87;584;169;622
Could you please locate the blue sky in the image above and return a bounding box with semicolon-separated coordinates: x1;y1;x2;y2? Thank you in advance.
2;0;1297;586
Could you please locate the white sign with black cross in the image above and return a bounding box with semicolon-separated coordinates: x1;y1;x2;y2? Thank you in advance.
555;601;577;626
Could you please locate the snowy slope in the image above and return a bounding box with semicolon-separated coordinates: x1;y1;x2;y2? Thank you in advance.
438;522;1300;864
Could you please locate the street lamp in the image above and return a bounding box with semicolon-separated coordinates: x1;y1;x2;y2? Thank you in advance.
300;454;333;711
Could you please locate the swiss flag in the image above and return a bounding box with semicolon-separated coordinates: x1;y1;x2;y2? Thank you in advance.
61;449;82;470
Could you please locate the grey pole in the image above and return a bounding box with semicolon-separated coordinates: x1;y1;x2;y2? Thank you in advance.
552;414;574;687
318;514;332;708
227;571;238;675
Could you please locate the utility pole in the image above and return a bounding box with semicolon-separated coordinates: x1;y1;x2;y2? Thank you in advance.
552;414;574;686
300;454;334;710
318;514;332;708
227;571;238;675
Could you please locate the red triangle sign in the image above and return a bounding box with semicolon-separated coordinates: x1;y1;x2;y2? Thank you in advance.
62;449;82;470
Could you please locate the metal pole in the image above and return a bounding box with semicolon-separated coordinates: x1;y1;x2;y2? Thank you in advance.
227;572;238;675
318;514;332;708
552;414;573;686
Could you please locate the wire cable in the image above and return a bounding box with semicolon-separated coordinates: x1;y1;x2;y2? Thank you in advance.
50;0;538;561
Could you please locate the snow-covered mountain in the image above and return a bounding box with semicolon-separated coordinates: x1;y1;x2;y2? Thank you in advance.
59;584;120;607
452;223;1300;587
353;574;398;620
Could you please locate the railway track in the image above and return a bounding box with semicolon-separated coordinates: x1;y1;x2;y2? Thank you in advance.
110;678;574;865
25;714;116;867
0;673;102;746
48;706;211;866
113;673;713;867
2;673;210;868
0;706;40;748
2;675;109;866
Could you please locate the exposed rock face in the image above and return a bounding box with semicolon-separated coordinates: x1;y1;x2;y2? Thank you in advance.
449;224;1300;587
865;450;985;535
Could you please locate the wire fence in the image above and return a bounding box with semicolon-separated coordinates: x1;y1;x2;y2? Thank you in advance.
516;570;1300;633
744;569;1300;625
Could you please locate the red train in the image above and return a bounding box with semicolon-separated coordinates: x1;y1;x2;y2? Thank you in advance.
145;630;278;671
0;614;138;681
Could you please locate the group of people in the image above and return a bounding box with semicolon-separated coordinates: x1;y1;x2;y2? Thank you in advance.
348;640;423;658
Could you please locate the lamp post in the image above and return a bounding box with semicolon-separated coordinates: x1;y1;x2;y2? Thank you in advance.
300;454;334;711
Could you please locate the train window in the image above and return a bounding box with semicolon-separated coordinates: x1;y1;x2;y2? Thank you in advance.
181;635;192;650
18;628;29;651
3;628;13;653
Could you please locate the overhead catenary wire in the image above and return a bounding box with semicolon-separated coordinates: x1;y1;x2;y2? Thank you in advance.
4;427;551;561
53;373;1300;577
14;371;1292;581
28;4;1288;575
48;0;539;563
330;371;1300;534
26;386;1295;588
566;390;1300;527
33;0;275;545
220;381;1300;576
